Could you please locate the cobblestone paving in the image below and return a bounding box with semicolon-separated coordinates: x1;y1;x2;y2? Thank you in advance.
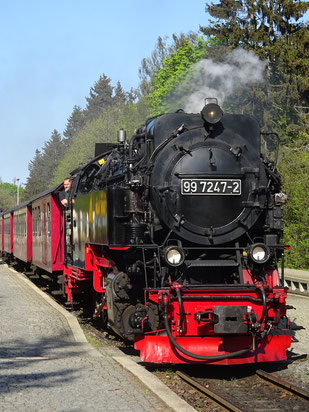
287;294;309;356
272;293;309;390
0;262;166;412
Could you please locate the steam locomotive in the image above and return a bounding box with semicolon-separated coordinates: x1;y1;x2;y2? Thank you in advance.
0;100;291;364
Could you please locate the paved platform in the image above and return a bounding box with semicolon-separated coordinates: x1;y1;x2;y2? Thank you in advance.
0;261;174;412
286;293;309;356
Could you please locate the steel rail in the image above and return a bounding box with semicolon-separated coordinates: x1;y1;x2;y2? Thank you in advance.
256;369;309;401
176;371;243;412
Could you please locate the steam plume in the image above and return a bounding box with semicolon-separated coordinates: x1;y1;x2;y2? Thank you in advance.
169;48;266;113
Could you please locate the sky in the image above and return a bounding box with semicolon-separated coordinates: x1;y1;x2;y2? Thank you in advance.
0;0;210;185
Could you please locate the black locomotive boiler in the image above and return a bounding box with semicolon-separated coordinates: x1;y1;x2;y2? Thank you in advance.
63;100;291;364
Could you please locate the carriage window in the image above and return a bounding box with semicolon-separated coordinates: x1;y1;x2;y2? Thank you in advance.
4;217;10;234
23;212;26;236
38;206;41;236
33;208;37;236
15;215;19;235
33;207;39;237
47;202;51;236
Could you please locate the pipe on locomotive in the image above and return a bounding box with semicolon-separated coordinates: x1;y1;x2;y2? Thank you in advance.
164;281;267;361
259;287;267;325
163;296;254;361
176;287;184;334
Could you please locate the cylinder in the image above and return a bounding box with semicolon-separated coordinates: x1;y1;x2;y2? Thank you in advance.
117;128;126;143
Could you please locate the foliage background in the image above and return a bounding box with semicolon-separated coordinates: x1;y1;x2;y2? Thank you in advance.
0;1;308;268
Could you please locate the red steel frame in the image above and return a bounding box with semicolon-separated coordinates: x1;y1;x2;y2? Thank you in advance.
63;245;130;304
64;243;113;303
62;243;291;365
134;275;291;364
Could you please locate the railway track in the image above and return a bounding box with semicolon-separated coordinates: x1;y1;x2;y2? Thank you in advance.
176;368;309;411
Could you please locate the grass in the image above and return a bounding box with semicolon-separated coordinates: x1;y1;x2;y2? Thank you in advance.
84;331;103;349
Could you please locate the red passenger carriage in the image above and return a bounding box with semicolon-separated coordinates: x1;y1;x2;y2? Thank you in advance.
0;185;63;276
2;211;13;256
12;202;32;263
0;212;3;253
31;186;64;273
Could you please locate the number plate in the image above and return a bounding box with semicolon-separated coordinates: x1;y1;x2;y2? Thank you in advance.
181;179;241;195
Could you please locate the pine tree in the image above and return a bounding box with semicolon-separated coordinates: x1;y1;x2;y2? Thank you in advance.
201;0;309;134
25;149;45;198
113;81;127;106
41;130;65;176
25;130;65;198
63;105;86;147
202;1;308;64
85;74;114;120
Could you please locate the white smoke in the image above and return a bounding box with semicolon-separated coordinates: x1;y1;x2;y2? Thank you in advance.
169;48;266;113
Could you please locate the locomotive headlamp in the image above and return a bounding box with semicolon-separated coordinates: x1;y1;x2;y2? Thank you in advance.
164;246;185;267
249;243;270;264
201;103;223;124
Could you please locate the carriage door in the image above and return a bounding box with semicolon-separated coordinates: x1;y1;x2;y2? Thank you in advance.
47;202;51;267
42;201;47;265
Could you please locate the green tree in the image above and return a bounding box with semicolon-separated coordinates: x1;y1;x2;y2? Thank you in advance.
25;149;44;198
147;37;215;115
53;100;148;183
0;186;15;210
278;134;309;269
85;74;114;120
0;182;25;210
113;81;128;106
1;182;17;196
41;129;65;176
63;105;86;147
201;0;309;134
201;1;309;267
25;130;65;198
138;32;201;97
202;0;308;63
